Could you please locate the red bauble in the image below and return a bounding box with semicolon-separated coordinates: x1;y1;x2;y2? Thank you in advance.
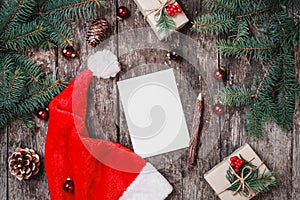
37;108;49;120
166;51;181;61
62;46;76;59
117;6;130;20
213;66;226;80
63;178;74;193
213;103;225;115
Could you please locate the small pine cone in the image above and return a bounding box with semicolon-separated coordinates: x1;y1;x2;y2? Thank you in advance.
8;147;40;180
86;18;109;47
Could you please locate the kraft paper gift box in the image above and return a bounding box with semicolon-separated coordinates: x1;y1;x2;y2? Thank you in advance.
133;0;189;40
204;144;274;200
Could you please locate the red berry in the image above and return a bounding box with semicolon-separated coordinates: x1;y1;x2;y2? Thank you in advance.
177;8;182;13
176;4;181;8
234;168;239;173
170;12;175;17
239;160;245;165
231;156;238;162
172;4;176;8
168;4;172;8
230;163;235;167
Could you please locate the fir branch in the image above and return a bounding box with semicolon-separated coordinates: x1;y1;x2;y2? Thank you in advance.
221;86;254;106
156;10;176;40
0;0;103;128
246;99;265;138
274;51;296;131
192;14;234;35
1;21;46;50
236;8;271;20
2;69;27;108
0;0;37;34
40;0;106;20
13;54;44;83
0;78;66;127
40;15;74;47
216;37;278;60
203;0;235;14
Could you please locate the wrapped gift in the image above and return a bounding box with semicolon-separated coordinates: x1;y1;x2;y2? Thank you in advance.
133;0;189;40
204;144;276;200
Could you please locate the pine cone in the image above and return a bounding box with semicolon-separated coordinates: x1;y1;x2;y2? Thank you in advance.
86;18;109;47
8;147;40;180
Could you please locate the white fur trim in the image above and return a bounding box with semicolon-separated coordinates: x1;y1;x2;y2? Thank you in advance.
87;50;120;79
119;163;173;200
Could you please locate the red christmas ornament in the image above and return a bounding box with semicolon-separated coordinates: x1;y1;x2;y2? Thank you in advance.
37;108;49;120
213;103;225;115
62;46;76;59
213;66;226;80
166;3;182;17
117;6;130;20
166;51;182;61
63;178;74;193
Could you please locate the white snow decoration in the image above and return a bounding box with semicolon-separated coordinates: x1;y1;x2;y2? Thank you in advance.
88;49;121;79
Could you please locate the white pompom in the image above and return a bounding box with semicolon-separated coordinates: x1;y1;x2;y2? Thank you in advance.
88;50;121;79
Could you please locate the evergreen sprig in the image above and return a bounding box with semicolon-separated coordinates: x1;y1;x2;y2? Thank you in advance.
193;0;300;138
226;155;276;197
0;0;105;128
156;10;176;40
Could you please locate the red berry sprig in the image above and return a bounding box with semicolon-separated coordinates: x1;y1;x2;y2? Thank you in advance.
229;156;245;173
165;3;182;17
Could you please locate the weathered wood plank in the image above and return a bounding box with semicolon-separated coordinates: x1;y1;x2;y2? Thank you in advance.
1;0;300;199
180;1;222;200
0;127;7;200
7;48;55;200
292;46;300;200
117;1;187;199
116;1;223;200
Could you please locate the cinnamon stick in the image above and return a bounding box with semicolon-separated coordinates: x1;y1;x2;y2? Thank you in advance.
188;93;203;166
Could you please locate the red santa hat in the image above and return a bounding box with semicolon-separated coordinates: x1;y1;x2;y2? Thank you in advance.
44;50;173;200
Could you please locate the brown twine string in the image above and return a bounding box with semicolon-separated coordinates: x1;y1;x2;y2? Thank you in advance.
216;161;264;199
144;0;176;21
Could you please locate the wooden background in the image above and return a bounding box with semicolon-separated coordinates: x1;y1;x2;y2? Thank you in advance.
0;0;299;199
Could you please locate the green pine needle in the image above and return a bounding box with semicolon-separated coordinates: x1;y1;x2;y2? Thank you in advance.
156;10;176;40
0;0;106;128
0;0;37;34
193;0;300;138
1;21;46;50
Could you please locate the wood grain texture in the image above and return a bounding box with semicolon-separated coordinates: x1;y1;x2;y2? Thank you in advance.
1;0;300;200
0;127;7;200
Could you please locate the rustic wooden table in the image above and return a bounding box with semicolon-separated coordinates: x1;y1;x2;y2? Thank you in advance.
0;0;299;199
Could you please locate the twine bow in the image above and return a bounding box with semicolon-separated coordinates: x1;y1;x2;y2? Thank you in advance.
217;161;264;199
231;166;256;198
144;0;176;21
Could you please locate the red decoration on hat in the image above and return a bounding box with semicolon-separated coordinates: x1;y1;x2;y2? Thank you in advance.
45;68;173;200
